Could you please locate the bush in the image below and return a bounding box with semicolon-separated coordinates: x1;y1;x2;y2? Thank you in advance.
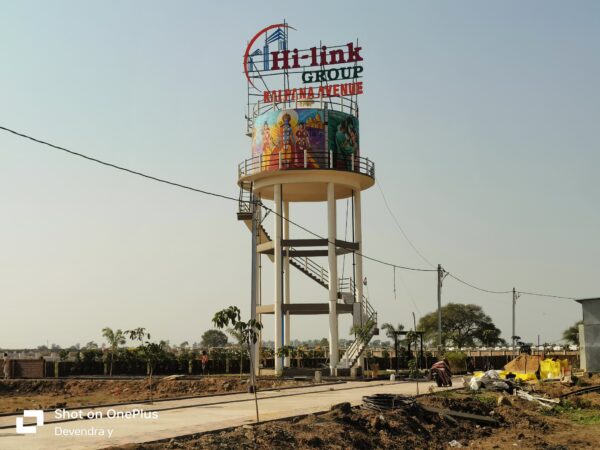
443;351;468;373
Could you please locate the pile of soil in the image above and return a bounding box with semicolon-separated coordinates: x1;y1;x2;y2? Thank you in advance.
111;381;600;449
532;374;600;409
0;377;312;413
112;399;494;450
503;355;541;373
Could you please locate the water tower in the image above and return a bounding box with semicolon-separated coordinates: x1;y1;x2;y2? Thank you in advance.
237;24;376;375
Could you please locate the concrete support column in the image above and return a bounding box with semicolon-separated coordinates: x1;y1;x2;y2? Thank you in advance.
250;193;260;377
256;251;262;376
354;189;364;368
274;185;283;375
354;189;364;321
256;196;263;377
327;182;339;374
283;201;291;368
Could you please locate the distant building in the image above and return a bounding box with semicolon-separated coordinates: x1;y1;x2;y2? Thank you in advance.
576;297;600;373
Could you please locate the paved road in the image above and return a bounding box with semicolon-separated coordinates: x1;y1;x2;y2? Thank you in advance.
0;379;451;449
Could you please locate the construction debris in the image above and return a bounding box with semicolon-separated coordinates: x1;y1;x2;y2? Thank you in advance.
503;354;541;374
515;390;560;408
362;392;499;427
469;370;514;393
108;376;600;450
361;394;416;411
162;375;185;381
501;355;572;382
497;393;512;407
559;384;600;398
419;405;499;426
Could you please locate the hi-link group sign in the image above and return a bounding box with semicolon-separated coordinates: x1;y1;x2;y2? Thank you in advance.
244;23;364;103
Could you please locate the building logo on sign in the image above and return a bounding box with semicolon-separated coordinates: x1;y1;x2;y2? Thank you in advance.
243;23;365;103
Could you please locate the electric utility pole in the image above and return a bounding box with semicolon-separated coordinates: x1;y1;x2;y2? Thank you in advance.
512;288;520;351
437;264;445;357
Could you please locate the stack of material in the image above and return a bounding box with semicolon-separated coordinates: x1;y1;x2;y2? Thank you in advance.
504;355;542;374
502;355;570;381
469;370;514;392
362;394;416;411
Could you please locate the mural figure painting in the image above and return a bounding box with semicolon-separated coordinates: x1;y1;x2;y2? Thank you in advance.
252;108;358;171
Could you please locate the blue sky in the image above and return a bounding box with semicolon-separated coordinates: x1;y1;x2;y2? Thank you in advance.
1;1;598;348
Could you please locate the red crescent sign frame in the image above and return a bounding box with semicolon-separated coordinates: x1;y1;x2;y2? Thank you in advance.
243;23;294;90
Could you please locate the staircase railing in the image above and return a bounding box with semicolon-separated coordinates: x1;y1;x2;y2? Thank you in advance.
289;254;329;287
238;182;253;214
258;223;270;241
238;183;338;291
338;296;378;369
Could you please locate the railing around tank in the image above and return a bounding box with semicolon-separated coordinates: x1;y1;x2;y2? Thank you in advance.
238;151;375;179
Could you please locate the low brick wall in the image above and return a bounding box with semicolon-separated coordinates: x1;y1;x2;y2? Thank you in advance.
1;359;45;378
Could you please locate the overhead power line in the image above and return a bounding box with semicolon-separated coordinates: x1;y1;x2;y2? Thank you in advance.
0;125;433;273
0;126;240;203
517;291;576;301
446;272;512;295
374;177;579;301
376;180;435;268
259;203;436;272
446;272;576;300
0;125;580;299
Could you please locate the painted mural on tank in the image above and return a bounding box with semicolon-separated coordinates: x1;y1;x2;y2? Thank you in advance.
252;108;360;171
327;110;360;171
252;108;325;170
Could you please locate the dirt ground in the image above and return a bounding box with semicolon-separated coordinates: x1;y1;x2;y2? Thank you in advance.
0;377;313;413
109;376;600;450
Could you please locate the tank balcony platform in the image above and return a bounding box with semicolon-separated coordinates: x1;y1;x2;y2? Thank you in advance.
237;151;375;201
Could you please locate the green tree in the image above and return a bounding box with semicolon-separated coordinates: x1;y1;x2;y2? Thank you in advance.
276;345;303;367
201;329;228;348
125;328;167;403
212;306;262;422
176;342;196;374
417;303;505;348
562;321;583;344
102;327;126;377
85;341;99;349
